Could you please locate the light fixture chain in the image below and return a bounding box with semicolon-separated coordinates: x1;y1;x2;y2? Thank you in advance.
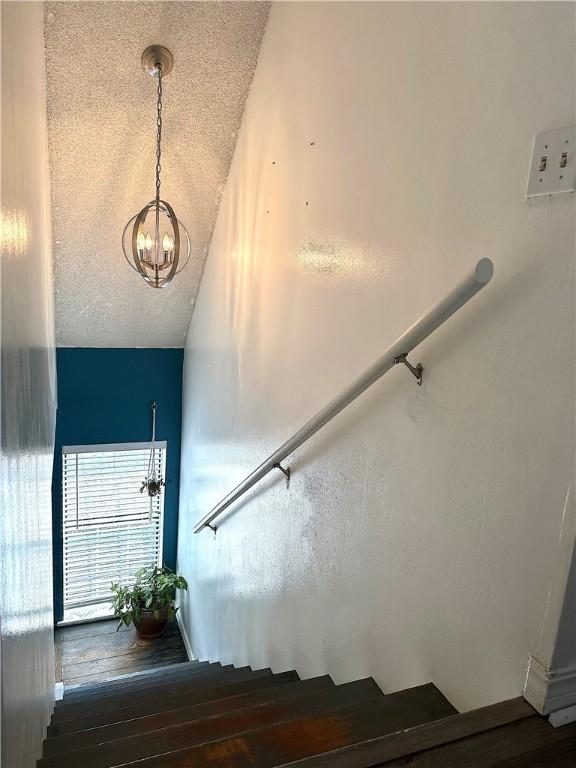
155;65;163;204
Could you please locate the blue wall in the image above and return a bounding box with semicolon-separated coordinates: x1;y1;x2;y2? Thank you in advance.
52;348;184;623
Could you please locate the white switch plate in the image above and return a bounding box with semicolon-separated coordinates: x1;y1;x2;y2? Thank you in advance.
526;125;575;198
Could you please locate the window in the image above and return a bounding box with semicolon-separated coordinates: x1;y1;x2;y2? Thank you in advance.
61;442;165;623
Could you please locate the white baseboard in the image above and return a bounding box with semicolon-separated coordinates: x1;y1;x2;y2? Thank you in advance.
524;656;576;715
549;704;576;727
176;610;195;661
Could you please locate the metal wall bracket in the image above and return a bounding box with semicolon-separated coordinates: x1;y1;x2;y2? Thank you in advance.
194;258;493;534
273;462;291;489
206;523;217;534
393;353;423;386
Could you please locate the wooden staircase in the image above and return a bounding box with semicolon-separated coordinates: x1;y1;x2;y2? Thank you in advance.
40;659;570;767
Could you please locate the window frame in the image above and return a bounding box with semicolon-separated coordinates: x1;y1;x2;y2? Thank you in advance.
60;440;166;623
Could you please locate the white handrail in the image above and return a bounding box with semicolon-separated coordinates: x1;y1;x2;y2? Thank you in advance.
194;258;494;533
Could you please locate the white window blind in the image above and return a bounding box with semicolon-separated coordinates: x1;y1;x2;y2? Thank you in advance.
62;442;165;615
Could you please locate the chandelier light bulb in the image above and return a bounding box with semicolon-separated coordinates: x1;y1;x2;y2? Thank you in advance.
162;233;174;252
122;45;191;288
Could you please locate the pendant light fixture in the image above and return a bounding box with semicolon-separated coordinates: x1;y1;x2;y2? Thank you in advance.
122;45;190;288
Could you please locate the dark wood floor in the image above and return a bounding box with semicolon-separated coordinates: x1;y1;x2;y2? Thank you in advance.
300;696;576;767
50;631;576;767
380;710;576;767
55;618;188;686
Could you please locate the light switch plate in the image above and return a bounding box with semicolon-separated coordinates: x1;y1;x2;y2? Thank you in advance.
526;125;575;198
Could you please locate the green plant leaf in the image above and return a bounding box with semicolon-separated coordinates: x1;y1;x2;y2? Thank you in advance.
109;563;187;623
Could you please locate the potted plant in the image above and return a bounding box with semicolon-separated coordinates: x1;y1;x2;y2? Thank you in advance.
110;564;188;639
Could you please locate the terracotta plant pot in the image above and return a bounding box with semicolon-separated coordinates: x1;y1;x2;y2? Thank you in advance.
133;606;170;639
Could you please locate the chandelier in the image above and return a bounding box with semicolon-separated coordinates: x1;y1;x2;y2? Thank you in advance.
122;45;190;288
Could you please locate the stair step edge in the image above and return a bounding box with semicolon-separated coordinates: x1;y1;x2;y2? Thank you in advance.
58;664;229;705
57;688;452;768
42;672;314;757
63;659;198;691
47;669;281;733
271;697;535;768
38;681;384;768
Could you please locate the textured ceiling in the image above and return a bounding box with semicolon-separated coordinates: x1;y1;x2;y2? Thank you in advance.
44;1;269;347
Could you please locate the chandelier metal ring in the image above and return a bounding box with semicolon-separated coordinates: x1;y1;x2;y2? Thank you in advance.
122;207;190;280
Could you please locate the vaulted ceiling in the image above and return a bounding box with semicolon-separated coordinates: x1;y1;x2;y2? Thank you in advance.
44;1;269;347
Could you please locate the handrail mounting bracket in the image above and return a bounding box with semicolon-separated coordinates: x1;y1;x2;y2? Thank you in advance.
273;462;291;489
393;353;423;386
193;259;494;534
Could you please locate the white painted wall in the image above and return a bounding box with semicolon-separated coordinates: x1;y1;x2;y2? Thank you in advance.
178;1;575;711
1;2;57;765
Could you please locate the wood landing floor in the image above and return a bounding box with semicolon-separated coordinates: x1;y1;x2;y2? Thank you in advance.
372;698;576;767
55;618;188;686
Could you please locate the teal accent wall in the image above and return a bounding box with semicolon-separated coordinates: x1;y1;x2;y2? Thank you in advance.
52;348;184;623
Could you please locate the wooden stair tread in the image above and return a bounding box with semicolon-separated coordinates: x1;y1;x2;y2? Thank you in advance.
38;679;384;768
66;657;195;685
44;629;562;768
49;670;300;736
60;664;221;706
43;676;333;758
57;623;189;687
62;645;190;685
62;658;198;694
63;660;213;699
61;632;185;668
377;714;576;768
55;663;232;714
272;697;536;767
52;666;259;722
104;684;455;768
